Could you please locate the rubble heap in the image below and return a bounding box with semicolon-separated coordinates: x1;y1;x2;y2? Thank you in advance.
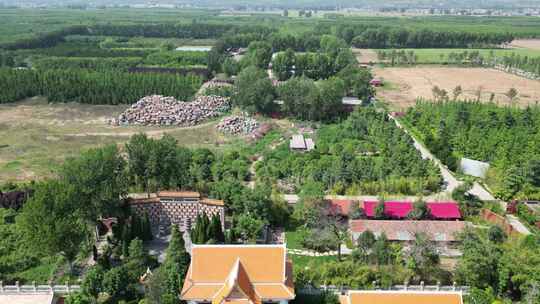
111;95;230;126
216;114;260;135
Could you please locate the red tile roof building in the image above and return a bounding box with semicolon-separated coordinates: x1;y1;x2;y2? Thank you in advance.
181;244;295;304
350;220;467;242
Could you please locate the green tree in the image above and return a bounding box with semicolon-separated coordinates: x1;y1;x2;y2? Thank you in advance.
456;230;501;290
159;225;190;303
372;233;392;265
126;134;153;194
374;201;386;220
64;293;91;304
82;265;104;300
505;88;518;104
234;213;264;243
488;225;507;244
60;145;127;222
102;266;131;300
18;181;88;274
354;230;376;262
233;66;275;114
245;41;273;69
208;214;225;243
407;198;431;220
406;233;440;282
222;57;239;77
272;48;295;81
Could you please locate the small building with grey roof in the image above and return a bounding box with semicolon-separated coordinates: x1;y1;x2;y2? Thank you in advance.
289;134;315;152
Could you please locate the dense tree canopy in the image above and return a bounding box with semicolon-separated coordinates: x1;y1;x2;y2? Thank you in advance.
258;108;442;194
405;101;540;200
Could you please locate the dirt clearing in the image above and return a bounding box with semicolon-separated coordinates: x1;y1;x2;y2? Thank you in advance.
0;97;232;182
510;39;540;50
352;48;380;64
373;66;540;110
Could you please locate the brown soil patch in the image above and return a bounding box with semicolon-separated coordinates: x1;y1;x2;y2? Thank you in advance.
352;48;380;64
510;39;540;50
373;66;540;110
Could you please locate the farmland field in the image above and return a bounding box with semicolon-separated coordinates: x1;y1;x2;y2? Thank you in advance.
374;48;540;64
0;97;234;182
374;66;540;109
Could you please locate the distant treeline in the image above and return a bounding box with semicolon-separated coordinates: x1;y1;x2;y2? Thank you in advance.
336;25;514;48
29;51;209;71
0;68;202;104
32;57;142;71
2;21;516;52
1;26;88;50
0;23;275;51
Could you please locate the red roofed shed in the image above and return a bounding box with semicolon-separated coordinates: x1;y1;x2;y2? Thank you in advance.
363;201;461;220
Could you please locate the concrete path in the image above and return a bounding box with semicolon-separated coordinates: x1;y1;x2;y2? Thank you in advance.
391;115;495;201
287;244;352;257
506;214;532;235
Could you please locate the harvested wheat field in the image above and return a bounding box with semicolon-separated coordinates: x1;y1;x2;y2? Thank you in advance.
510;39;540;50
0;97;231;182
374;66;540;110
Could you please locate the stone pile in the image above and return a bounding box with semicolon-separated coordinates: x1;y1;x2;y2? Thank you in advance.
111;95;230;126
216;114;260;135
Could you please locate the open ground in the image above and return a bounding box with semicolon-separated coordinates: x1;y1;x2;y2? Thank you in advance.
0;97;236;182
373;66;540;110
352;48;380;64
510;39;540;50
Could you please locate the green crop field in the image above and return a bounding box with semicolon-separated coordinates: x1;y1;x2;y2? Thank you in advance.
375;48;540;64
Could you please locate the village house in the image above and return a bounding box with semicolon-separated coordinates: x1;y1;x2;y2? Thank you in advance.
181;244;295;304
129;191;225;232
339;290;463;304
350;220;467;256
289;134;315;152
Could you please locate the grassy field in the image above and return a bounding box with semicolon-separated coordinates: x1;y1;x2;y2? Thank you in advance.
0;97;238;182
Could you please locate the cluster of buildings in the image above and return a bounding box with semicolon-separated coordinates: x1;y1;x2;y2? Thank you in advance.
1;191;470;304
179;243;465;304
329;199;467;255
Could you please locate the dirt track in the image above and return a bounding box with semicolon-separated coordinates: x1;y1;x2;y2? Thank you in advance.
374;66;540;110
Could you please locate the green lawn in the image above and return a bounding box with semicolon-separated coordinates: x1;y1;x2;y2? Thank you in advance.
285;229;305;249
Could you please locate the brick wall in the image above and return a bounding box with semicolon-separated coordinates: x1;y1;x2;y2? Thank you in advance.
480;209;520;237
130;198;224;231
